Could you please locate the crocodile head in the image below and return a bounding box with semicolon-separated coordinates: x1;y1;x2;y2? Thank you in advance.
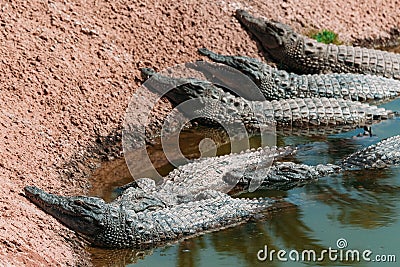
24;186;168;248
197;48;274;90
24;186;107;238
141;67;221;105
235;9;294;50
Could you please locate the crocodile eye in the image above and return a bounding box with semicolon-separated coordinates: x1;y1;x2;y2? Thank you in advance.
73;200;85;206
277;29;285;36
82;216;94;224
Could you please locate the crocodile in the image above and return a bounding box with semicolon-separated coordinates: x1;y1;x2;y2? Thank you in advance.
24;135;400;248
24;186;287;249
235;9;400;79
198;48;400;102
141;68;394;130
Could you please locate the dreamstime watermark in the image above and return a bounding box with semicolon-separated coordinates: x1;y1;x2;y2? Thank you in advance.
122;61;277;193
257;238;397;263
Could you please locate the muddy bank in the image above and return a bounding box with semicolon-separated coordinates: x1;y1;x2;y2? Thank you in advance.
1;0;399;266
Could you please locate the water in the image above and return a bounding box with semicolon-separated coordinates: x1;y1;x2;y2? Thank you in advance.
87;98;400;267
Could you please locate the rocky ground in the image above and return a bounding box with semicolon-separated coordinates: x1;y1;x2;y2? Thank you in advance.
0;0;399;266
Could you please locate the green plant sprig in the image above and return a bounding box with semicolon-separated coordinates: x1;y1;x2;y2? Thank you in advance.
310;29;342;45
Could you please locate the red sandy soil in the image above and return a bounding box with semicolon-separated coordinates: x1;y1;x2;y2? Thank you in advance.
0;0;399;266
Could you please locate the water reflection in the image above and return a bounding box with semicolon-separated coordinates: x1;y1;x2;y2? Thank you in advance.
175;240;206;267
309;169;400;229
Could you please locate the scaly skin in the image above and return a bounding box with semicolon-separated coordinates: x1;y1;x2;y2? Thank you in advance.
342;135;400;169
198;48;400;102
235;9;400;79
141;68;394;129
24;135;400;248
115;146;340;204
119;145;297;205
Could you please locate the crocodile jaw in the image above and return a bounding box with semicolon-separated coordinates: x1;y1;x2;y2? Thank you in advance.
24;186;107;238
235;9;290;49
